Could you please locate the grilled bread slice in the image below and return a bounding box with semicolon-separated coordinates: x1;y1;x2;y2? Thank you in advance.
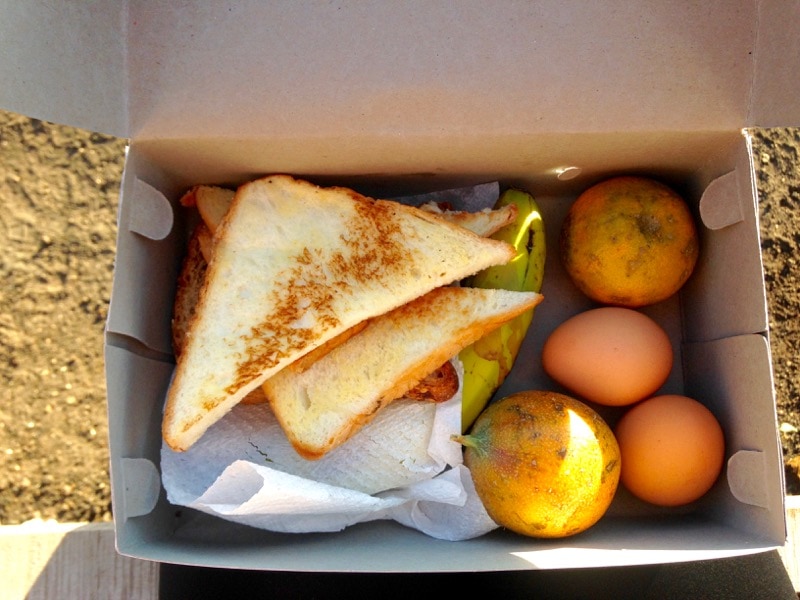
182;185;516;258
162;175;516;451
178;185;235;262
172;246;455;407
262;286;543;459
418;201;517;237
171;222;209;359
171;185;518;357
169;187;509;407
179;185;235;233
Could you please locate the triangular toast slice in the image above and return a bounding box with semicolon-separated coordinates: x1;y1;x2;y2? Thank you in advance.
162;175;516;451
262;286;543;459
170;185;513;407
180;185;517;262
417;201;517;237
171;185;519;357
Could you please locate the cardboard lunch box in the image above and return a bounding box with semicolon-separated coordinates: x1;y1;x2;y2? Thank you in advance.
2;0;799;573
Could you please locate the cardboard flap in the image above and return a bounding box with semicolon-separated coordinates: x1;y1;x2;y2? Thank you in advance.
105;344;174;522
683;334;784;542
103;147;195;356
0;0;127;137
127;1;763;140
682;138;768;341
749;0;800;127
3;1;797;137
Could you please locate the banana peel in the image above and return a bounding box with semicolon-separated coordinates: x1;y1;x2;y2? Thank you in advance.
459;189;546;432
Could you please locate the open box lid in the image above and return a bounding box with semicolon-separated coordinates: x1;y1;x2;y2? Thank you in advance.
1;0;798;140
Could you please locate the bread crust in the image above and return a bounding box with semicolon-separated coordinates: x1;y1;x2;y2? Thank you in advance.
171;222;208;359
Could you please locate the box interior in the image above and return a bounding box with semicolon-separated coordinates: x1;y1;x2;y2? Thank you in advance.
2;0;797;572
103;126;786;571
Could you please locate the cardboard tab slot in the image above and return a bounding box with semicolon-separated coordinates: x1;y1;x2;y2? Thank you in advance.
120;458;161;520
128;178;174;241
699;170;745;230
727;449;770;508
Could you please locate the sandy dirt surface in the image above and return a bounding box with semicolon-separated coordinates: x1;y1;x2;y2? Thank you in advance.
0;109;798;525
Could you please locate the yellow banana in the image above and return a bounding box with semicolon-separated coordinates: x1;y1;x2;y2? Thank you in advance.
459;188;546;432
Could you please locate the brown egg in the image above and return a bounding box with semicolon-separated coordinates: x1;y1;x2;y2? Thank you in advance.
614;394;725;506
542;307;673;406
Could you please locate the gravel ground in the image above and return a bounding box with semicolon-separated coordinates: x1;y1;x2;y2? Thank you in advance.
0;109;797;524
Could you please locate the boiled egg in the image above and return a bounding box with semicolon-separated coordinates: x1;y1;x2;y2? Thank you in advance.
542;307;672;406
614;394;725;506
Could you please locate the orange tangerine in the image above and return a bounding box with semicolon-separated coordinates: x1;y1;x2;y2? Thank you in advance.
560;176;699;307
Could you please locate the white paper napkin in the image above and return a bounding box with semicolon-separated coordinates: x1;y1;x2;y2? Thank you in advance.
161;361;498;541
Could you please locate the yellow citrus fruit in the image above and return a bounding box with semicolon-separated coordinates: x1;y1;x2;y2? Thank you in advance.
454;390;620;538
560;176;699;307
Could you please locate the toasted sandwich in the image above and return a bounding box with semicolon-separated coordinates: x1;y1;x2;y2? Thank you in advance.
170;185;512;408
262;286;543;459
163;175;517;451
